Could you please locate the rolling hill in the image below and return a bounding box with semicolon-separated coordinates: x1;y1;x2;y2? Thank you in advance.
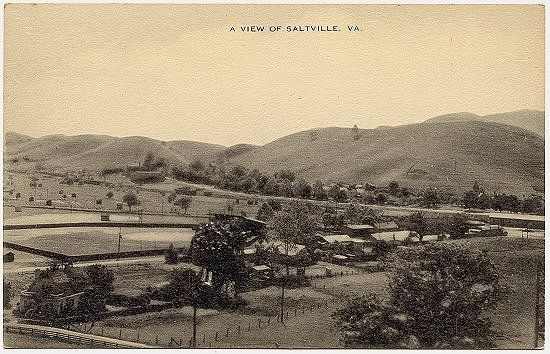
224;121;544;195
423;109;544;138
4;111;545;195
4;133;225;172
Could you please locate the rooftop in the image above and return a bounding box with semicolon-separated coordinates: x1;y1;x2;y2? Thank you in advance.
322;234;367;244
252;265;271;271
345;224;375;230
371;230;413;242
374;221;399;230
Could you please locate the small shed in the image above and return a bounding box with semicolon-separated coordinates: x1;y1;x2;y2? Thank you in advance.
344;224;375;238
100;213;110;221
422;235;441;243
373;221;399;232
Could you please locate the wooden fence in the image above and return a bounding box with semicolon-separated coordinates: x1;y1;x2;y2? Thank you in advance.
4;324;155;348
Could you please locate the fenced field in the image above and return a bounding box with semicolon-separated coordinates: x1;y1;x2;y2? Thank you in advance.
4;172;260;218
4;227;194;256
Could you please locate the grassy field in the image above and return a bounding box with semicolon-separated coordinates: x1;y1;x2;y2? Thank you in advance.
4;227;194;255
3;233;544;349
71;265;389;348
4;172;260;217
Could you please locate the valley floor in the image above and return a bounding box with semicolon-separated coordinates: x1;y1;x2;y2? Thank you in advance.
4;237;544;349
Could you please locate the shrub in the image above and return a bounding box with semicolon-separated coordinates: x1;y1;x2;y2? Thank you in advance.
164;244;179;264
4;281;12;309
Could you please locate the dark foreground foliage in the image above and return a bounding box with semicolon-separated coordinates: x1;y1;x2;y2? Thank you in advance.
333;243;506;349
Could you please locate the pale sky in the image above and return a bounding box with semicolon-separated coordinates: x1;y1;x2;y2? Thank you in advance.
4;4;545;146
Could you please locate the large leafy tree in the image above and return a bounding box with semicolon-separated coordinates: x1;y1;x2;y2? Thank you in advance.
334;243;505;348
122;192;139;211
80;264;115;313
270;202;321;266
406;212;428;241
446;214;469;239
344;203;379;225
190;221;247;295
256;202;275;222
174;196;192;214
270;202;321;321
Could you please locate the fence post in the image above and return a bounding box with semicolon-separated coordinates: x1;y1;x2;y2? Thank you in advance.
294;308;297;316
101;327;104;336
286;311;289;319
119;329;122;339
226;328;229;337
258;319;261;328
238;325;241;334
215;332;218;341
248;322;251;331
203;333;206;343
136;332;140;341
267;317;270;325
156;335;159;345
179;338;182;347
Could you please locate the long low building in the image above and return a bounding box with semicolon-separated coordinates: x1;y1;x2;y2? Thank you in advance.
321;234;367;244
370;230;417;245
487;213;544;230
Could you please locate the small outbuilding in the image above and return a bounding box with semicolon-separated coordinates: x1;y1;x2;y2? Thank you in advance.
344;224;375;238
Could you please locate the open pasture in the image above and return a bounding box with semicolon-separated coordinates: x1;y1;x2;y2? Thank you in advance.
4;172;260;217
4;227;195;256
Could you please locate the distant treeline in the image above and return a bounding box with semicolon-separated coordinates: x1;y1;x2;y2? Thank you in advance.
100;153;544;215
462;182;544;215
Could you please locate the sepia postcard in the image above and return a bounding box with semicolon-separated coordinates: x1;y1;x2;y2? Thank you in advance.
2;3;545;350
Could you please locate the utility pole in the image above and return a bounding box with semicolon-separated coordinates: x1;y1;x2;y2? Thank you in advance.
117;227;122;260
280;242;290;325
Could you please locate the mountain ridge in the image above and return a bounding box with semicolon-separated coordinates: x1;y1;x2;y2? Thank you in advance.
4;110;544;195
423;109;544;137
